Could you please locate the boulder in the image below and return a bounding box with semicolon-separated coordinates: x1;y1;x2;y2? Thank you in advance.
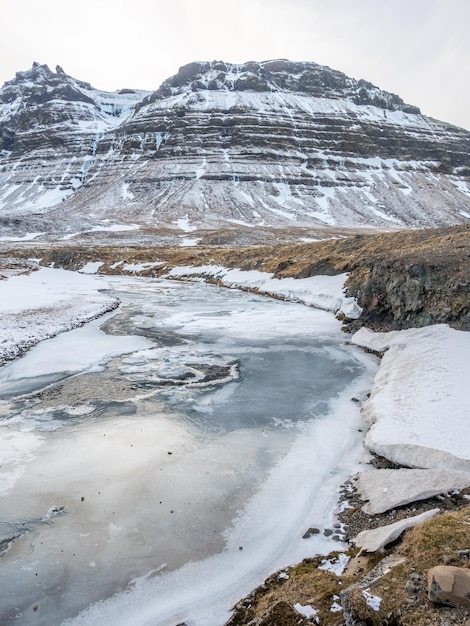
428;565;470;607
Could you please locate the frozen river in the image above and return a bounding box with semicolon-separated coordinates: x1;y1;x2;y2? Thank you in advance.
0;276;377;625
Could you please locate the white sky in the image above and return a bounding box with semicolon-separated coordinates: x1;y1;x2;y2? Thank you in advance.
1;0;469;130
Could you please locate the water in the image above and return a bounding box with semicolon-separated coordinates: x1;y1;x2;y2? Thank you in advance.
0;277;376;625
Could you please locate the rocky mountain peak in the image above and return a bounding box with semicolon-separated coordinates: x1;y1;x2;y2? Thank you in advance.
150;58;420;114
0;62;95;108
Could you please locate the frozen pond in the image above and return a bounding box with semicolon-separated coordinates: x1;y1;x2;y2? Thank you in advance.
0;276;377;625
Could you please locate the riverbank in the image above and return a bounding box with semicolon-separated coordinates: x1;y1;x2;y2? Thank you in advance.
2;223;469;332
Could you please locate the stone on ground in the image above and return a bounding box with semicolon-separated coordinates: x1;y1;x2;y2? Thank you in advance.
428;565;470;608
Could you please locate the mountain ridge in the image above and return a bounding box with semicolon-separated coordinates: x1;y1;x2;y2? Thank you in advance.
147;59;421;113
0;60;469;240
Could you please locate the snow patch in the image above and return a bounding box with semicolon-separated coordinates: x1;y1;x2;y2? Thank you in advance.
363;589;381;611
293;603;318;619
353;326;470;470
79;262;103;274
318;553;350;575
0;267;117;368
173;216;197;232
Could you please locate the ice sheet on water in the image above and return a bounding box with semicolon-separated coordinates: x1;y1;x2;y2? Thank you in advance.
0;315;152;388
0;275;378;626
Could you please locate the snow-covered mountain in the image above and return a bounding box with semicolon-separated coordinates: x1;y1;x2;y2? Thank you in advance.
0;63;148;233
1;60;470;237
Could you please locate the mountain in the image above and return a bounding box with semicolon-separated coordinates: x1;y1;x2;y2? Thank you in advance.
1;60;469;238
0;63;148;234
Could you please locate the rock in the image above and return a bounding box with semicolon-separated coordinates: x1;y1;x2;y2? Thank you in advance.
353;508;439;552
443;554;455;565
354;468;470;515
405;581;418;594
457;549;470;563
428;565;470;608
302;527;320;538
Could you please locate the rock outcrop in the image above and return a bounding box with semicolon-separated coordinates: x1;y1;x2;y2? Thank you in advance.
1;60;470;236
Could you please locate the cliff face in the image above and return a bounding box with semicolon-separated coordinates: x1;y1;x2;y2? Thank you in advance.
1;61;470;236
343;227;470;330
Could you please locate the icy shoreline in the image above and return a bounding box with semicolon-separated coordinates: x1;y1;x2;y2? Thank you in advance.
167;264;362;320
167;264;470;472
0;267;118;367
0;265;469;625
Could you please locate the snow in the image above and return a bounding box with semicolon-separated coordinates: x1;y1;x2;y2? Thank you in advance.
330;601;343;613
362;589;382;611
167;265;362;318
318;553;350;575
79;261;103;274
121;183;134;200
352;325;470;470
293;603;318;619
173;215;197;232
0;267;117;366
355;468;470;514
0;320;152;387
62;224;141;239
353;509;439;552
0;232;42;242
179;237;202;247
121;262;163;272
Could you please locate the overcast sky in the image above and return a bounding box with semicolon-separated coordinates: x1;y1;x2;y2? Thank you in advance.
1;0;469;129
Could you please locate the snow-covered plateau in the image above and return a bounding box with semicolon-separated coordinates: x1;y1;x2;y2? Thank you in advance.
0;264;468;625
